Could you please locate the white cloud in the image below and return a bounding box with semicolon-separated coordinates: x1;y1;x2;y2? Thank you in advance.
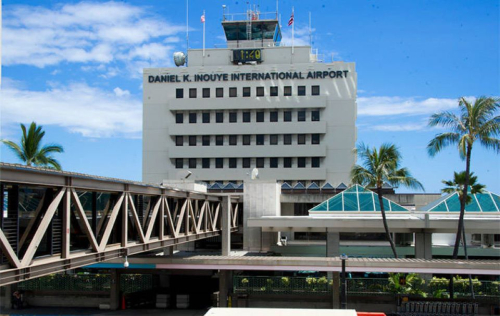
281;25;313;47
370;123;428;132
358;96;460;117
2;82;142;138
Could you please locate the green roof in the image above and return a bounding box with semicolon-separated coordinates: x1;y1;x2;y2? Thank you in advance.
309;184;408;212
421;191;500;213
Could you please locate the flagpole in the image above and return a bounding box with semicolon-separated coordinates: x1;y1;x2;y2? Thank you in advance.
202;10;205;57
292;7;294;54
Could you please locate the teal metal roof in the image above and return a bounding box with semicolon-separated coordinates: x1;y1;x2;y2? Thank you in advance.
421;191;500;213
309;184;408;212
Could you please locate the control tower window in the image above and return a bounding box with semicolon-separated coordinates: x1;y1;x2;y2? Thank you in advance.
229;158;237;168
256;111;264;122
243;158;251;168
203;88;210;98
256;87;264;97
216;112;224;123
298;111;306;122
284;134;292;145
176;113;184;124
176;136;183;146
202;158;210;168
256;158;265;168
298;134;306;145
284;86;292;96
312;110;320;121
312;134;320;145
284;157;292;168
298;86;306;96
298;157;306;168
229;87;237;97
202;112;210;123
243;112;251;122
284;111;292;122
216;158;224;169
270;86;278;97
176;88;184;99
189;158;197;169
270;158;278;168
312;157;320;168
312;85;320;96
189;88;197;98
270;111;278;122
216;88;224;98
256;135;264;145
189;113;197;123
243;135;251;145
243;87;251;97
229;112;237;123
175;159;184;169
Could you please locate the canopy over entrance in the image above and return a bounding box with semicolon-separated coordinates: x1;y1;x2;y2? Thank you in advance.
421;190;500;213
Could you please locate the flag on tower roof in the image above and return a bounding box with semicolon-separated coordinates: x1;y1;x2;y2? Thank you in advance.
201;13;205;23
288;12;294;26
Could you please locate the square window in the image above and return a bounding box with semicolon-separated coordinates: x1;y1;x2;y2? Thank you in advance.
229;87;237;97
270;158;278;168
229;158;237;168
202;135;210;146
229;112;237;123
175;158;183;169
243;87;251;97
243;158;251;168
270;135;278;145
256;134;264;145
298;134;306;145
202;158;210;168
312;157;320;168
284;86;292;96
216;112;224;123
270;111;278;122
284;134;292;145
203;88;210;98
312;134;320;145
312;110;320;121
189;136;197;146
176;113;184;124
176;136;183;146
189;88;197;98
243;112;251;123
229;135;237;145
189;158;197;169
256;87;264;97
298;110;306;121
256;158;264;168
202;112;210;123
256;111;264;122
312;85;320;96
298;86;306;96
216;88;224;98
176;88;184;99
298;157;306;168
189;113;197;123
216;135;223;146
284;111;292;122
243;135;251;145
270;86;278;96
284;157;292;168
216;158;223;168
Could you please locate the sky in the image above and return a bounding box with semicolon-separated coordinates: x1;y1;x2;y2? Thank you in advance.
1;0;499;194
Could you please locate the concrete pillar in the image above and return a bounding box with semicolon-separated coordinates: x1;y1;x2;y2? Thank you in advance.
109;269;121;310
1;284;12;309
332;273;340;309
219;270;232;307
280;203;295;241
415;232;432;260
163;246;174;256
222;196;231;256
327;231;340;257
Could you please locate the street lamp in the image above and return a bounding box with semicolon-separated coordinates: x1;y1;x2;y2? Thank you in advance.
340;253;348;309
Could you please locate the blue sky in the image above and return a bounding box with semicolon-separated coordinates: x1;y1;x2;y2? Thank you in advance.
1;0;499;193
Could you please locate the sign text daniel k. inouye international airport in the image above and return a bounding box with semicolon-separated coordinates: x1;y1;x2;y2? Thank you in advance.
148;71;350;83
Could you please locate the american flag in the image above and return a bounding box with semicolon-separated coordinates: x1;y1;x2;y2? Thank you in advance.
201;14;205;23
288;12;294;26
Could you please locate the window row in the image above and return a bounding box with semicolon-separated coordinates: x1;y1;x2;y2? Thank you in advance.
176;85;320;99
175;109;320;123
175;157;321;169
175;134;321;146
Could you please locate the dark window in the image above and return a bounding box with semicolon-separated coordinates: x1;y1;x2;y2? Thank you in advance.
229;135;237;145
298;134;306;145
284;157;292;168
270;111;278;122
298;110;306;121
270;135;278;145
216;158;223;168
312;134;320;145
270;158;278;168
189;136;197;146
256;111;264;122
203;88;210;98
176;88;184;99
270;86;278;96
243;87;251;97
202;158;210;168
312;85;320;96
175;158;183;169
256;134;264;145
256;158;264;168
229;158;237;168
202;135;210;146
216;88;224;98
216;112;224;123
284;134;292;145
284;86;292;96
176;136;183;146
298;157;306;168
298;86;306;96
229;87;237;97
216;135;223;146
202;112;210;123
229;112;237;123
189;158;197;168
243;158;251;168
243;135;251;145
176;113;184;124
256;87;264;97
312;110;320;121
189;88;197;98
243;112;251;122
189;113;197;123
312;157;320;168
284;111;292;122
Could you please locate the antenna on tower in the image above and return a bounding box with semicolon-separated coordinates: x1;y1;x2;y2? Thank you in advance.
186;0;189;66
309;12;312;52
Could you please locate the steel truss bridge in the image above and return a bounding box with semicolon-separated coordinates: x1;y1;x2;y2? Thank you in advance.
0;163;240;286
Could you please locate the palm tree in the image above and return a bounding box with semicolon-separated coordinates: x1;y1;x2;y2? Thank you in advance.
1;122;64;170
428;96;500;258
351;143;424;258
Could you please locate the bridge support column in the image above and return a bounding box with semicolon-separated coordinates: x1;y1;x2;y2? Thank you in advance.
222;196;231;256
326;230;341;309
109;269;121;310
163;246;174;256
219;270;232;307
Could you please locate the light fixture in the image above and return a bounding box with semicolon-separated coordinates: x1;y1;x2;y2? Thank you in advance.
123;256;129;268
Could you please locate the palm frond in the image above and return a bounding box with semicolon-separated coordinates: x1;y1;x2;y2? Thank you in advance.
427;133;460;156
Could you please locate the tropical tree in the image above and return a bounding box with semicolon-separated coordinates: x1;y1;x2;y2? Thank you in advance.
428;96;500;258
1;122;64;170
351;143;424;258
